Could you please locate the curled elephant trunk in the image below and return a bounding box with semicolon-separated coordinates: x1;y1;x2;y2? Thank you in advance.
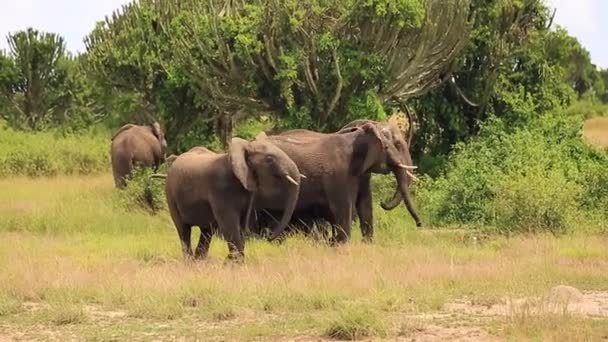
380;166;417;210
383;168;422;227
267;170;301;241
381;187;402;210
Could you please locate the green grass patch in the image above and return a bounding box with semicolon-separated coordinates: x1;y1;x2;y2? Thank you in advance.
324;305;387;340
0;122;109;177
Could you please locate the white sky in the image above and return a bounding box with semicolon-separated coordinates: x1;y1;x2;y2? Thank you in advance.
0;0;606;68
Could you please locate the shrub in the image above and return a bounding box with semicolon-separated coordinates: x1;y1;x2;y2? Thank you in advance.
116;167;167;213
324;305;386;340
0;122;109;177
416;111;608;234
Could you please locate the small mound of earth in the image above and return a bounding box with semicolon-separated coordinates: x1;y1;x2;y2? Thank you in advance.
545;285;584;305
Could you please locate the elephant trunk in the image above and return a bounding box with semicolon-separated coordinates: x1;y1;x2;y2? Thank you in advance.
380;187;402;210
391;168;422;227
380;168;418;210
267;168;301;241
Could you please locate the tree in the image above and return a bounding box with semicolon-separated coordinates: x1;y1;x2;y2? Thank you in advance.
544;27;604;98
410;0;581;171
1;28;73;130
84;0;471;148
0;52;18;117
600;69;608;103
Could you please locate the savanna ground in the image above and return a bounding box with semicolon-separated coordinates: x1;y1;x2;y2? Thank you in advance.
0;118;607;341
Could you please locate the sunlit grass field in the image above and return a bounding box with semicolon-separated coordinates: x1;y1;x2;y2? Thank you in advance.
1;174;608;340
584;116;608;149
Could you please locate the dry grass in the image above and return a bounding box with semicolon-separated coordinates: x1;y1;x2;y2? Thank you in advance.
0;175;608;340
583;116;608;149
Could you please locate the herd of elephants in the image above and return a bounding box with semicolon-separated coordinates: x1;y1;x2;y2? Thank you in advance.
110;119;421;262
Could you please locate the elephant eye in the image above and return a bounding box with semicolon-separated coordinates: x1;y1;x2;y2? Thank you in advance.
265;155;273;163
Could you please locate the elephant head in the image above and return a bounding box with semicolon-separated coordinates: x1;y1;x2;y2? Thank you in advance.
341;120;422;227
150;122;168;157
229;132;301;241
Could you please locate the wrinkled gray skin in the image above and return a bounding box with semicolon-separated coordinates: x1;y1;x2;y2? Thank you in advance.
249;123;413;244
110;122;168;188
252;121;421;242
164;133;301;262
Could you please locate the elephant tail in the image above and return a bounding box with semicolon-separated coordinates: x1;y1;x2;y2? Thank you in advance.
111;151;134;189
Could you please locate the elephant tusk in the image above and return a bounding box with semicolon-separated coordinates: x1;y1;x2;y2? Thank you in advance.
300;174;307;179
406;170;419;182
398;163;418;170
285;175;299;186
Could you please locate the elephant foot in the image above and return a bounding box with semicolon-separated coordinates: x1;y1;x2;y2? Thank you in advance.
224;252;245;265
328;236;350;247
362;236;374;244
183;254;196;265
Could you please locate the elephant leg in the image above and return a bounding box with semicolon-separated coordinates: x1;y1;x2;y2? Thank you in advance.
176;224;193;259
213;205;245;262
194;224;214;260
356;176;374;243
330;199;353;244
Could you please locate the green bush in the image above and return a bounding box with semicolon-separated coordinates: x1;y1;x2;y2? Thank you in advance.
0;122;109;177
416;112;608;234
116;167;167;214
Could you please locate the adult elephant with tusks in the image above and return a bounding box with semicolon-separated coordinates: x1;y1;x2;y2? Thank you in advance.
110;122;168;188
251;122;419;244
162;132;302;262
251;119;421;243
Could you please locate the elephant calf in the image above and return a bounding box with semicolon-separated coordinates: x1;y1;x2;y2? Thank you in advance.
165;133;302;262
110;122;168;188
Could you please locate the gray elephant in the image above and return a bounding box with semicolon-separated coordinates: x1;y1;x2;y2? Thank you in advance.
164;133;301;261
251;120;421;242
248;123;416;244
110;122;168;188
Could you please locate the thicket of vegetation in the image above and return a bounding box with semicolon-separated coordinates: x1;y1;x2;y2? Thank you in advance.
0;122;108;177
1;0;607;234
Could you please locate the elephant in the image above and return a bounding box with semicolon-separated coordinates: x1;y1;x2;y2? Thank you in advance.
247;123;416;244
110;122;168;188
164;132;301;262
250;120;421;242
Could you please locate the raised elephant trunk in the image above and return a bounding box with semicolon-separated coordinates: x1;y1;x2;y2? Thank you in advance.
384;168;422;227
267;166;301;241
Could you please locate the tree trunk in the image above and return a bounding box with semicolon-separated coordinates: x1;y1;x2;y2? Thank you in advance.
219;112;233;150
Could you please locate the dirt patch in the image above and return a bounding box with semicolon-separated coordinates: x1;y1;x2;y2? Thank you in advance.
393;286;608;342
443;285;608;319
583;116;608;149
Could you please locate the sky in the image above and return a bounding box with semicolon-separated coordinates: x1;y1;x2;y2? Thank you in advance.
0;0;606;69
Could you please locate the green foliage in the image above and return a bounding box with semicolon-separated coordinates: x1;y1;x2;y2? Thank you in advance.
599;69;608;103
234;116;275;141
324;305;386;340
117;167;167;214
416;111;608;233
411;0;600;164
0;28;73;130
85;0;467;150
0;122;109;177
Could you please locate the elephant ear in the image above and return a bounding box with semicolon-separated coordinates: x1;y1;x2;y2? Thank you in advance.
151;122;163;138
229;138;257;192
361;122;387;148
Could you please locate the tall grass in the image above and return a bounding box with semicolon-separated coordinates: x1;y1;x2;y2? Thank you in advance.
0;175;607;339
0;121;109;176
